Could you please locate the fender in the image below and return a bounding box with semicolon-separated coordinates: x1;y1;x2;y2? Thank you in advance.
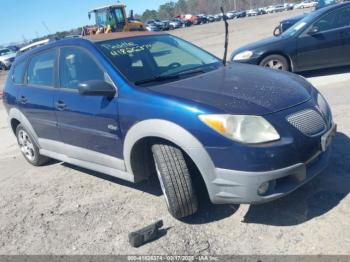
8;107;40;147
123;119;217;198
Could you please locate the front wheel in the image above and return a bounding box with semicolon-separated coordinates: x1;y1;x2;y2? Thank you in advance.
152;143;198;219
259;55;290;71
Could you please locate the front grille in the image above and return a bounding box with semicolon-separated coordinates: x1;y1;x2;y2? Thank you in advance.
287;109;326;136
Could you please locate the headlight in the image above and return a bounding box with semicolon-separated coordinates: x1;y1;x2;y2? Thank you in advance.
199;114;280;144
233;51;253;61
317;93;332;122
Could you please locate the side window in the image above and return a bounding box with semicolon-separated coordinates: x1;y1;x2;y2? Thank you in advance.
96;10;108;27
114;8;125;23
59;47;104;89
314;7;350;32
12;60;26;84
27;50;56;87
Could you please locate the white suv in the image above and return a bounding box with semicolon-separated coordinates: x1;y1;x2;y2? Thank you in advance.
0;48;16;70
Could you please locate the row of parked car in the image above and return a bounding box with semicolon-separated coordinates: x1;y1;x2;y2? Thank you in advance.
145;1;320;32
145;14;226;32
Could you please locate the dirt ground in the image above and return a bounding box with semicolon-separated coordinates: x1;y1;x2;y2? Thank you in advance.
0;9;350;255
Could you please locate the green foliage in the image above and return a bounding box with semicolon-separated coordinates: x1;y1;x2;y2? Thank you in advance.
141;9;159;21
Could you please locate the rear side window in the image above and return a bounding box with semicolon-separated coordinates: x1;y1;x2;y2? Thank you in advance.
59;47;104;89
27;50;56;87
12;60;26;84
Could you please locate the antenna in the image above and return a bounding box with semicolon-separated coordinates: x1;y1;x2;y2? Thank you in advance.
42;21;51;35
220;7;229;66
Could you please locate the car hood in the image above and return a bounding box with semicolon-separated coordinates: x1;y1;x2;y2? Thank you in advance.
232;36;286;56
146;64;312;115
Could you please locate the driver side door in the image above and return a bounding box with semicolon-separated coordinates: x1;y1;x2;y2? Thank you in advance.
54;46;124;168
296;6;350;71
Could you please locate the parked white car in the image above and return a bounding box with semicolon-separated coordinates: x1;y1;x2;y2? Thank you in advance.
226;11;236;19
266;5;285;13
295;1;317;9
247;9;259;16
0;48;16;70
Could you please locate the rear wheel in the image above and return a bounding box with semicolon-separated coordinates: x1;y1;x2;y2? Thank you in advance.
152;143;198;219
260;54;290;71
16;124;50;166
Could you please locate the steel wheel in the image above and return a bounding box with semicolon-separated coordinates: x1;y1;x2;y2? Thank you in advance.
260;54;290;71
18;129;36;162
265;59;284;70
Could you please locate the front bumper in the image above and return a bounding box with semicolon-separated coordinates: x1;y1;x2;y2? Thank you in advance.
1;60;13;68
208;124;336;204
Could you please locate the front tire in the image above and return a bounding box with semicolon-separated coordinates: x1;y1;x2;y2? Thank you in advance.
259;54;290;71
16;124;50;166
152;143;198;219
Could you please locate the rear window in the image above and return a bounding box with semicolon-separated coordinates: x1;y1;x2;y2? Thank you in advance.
27;50;56;87
12;60;26;84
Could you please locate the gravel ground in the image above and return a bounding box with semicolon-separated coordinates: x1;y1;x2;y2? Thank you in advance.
0;9;349;255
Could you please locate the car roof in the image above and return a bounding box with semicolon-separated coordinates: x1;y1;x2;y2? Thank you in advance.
14;32;167;62
82;31;164;43
19;39;50;52
89;3;126;12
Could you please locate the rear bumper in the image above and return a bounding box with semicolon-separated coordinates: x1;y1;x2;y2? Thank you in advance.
209;148;331;204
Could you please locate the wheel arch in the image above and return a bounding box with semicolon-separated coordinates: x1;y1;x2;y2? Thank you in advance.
123;119;216;191
8;108;40;146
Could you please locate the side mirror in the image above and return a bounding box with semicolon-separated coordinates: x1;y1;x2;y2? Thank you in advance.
79;80;116;97
308;26;320;35
273;25;282;36
88;13;91;20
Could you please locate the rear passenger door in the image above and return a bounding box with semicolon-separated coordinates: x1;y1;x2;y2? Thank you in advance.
55;46;123;165
17;49;61;142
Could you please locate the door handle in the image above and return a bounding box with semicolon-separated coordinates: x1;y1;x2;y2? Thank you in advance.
55;100;66;110
19;95;27;104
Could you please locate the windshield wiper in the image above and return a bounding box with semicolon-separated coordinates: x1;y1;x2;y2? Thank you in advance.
176;68;206;77
134;74;180;85
135;68;207;86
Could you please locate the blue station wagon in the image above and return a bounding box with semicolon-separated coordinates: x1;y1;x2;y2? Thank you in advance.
3;32;336;219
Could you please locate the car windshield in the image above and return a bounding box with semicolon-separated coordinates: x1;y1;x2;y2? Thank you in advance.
282;9;321;37
97;35;221;86
0;48;13;56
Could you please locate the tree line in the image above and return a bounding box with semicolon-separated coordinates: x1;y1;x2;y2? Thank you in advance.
138;0;300;21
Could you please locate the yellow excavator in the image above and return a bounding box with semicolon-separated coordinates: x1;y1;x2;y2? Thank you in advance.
82;3;145;35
